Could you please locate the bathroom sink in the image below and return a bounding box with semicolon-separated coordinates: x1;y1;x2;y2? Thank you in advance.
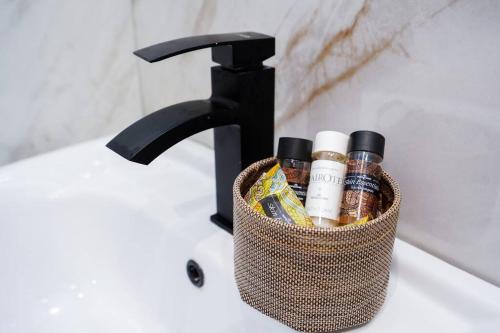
1;137;499;332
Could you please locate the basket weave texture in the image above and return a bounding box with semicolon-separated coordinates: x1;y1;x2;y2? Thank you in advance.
233;158;401;332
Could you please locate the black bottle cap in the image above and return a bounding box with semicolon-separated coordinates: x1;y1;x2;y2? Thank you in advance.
277;137;313;162
348;131;385;158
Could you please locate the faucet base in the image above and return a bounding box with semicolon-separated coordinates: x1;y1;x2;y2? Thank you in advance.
210;213;233;234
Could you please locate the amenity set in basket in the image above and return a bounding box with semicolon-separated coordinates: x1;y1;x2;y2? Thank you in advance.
233;130;401;332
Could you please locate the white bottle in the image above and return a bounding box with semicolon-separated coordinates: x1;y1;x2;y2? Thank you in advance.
305;131;349;228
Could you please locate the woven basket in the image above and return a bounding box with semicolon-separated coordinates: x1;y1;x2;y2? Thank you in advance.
233;158;401;332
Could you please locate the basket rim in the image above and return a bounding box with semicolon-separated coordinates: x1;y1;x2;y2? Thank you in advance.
233;157;401;235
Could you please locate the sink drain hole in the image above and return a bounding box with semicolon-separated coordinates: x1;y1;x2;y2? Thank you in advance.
186;259;204;288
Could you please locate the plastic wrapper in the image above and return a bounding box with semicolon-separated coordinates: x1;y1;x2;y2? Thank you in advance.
244;163;314;228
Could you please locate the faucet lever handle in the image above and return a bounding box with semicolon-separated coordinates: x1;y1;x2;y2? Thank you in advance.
133;32;275;69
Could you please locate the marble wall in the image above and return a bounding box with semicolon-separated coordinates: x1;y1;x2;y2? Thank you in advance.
0;0;144;164
1;0;499;285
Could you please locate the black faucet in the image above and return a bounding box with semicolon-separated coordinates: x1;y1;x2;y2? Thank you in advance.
106;32;275;233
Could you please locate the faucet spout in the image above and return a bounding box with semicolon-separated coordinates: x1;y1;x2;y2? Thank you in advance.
106;99;237;165
107;32;274;233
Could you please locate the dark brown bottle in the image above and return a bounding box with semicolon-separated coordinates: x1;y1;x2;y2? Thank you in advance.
339;131;385;225
277;137;313;205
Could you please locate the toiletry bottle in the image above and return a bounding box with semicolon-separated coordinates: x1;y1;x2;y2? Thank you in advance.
339;131;385;225
305;131;349;228
277;137;313;205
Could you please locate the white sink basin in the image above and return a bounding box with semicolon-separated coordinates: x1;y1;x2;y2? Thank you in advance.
1;137;499;332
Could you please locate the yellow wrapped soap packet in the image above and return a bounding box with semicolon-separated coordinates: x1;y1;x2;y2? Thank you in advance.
244;163;314;228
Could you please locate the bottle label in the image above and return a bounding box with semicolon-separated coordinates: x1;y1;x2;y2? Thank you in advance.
344;173;380;194
281;164;310;205
305;159;346;220
339;160;382;224
288;182;308;204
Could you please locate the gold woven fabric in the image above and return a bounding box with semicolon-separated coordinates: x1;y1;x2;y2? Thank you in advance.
233;158;401;332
